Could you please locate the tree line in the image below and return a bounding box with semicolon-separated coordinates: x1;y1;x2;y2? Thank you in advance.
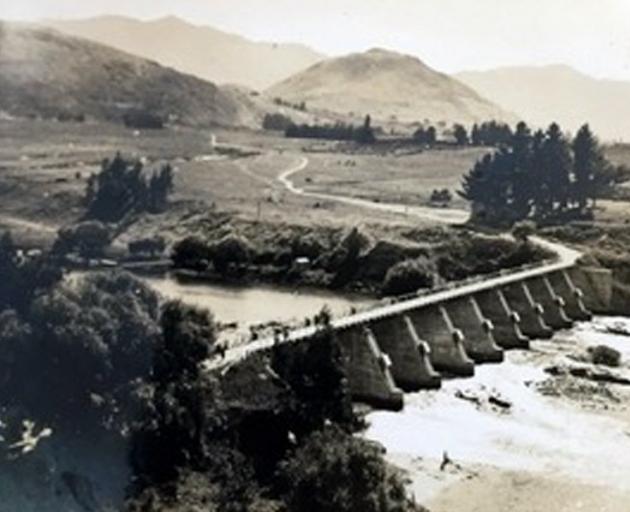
460;122;625;226
285;115;376;144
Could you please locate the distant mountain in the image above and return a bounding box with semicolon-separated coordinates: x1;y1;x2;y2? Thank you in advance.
267;48;514;126
45;16;325;91
0;21;259;127
457;65;630;141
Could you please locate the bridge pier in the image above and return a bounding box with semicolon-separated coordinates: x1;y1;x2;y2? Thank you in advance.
474;289;529;349
501;283;554;339
445;297;504;363
337;326;404;410
408;306;475;377
369;315;441;391
570;266;613;314
525;276;573;329
547;270;592;321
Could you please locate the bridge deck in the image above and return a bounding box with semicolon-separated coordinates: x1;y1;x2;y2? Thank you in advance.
207;238;581;371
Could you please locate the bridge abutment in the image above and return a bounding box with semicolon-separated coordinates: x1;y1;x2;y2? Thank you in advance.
525;276;573;329
501;283;554;339
337;326;404;410
474;289;530;349
408;306;475;376
369;315;441;391
445;297;504;363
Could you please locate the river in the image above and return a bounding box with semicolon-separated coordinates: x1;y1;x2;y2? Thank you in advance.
363;315;630;511
143;273;374;327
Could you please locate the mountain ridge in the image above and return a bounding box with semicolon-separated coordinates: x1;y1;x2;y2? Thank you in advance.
456;65;630;140
44;15;326;90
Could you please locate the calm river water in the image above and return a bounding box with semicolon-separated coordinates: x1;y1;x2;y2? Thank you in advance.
143;274;374;326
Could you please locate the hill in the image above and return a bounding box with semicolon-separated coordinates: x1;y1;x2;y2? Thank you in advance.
45;15;325;91
266;48;514;126
457;65;630;141
0;21;257;127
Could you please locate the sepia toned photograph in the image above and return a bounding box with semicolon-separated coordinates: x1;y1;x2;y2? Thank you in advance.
1;1;630;510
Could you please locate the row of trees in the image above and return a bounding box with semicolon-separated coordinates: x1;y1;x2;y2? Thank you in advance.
86;154;174;222
460;122;620;225
285;115;376;144
413;121;513;147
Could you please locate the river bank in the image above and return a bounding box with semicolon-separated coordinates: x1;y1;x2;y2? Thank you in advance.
364;316;630;511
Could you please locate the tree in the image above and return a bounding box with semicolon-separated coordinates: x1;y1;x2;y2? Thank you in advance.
86;154;174;221
573;124;604;212
355;115;376;144
538;123;572;216
453;124;469;145
413;125;437;146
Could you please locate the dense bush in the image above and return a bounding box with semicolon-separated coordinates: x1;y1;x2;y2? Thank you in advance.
1;271;161;427
382;258;436;296
277;426;422;512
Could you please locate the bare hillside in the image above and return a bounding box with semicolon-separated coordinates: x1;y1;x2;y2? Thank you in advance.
0;21;257;127
267;48;514;125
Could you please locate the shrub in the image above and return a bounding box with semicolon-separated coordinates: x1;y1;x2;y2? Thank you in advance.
512;220;537;242
53;221;111;258
382;258;436;296
211;234;254;274
589;345;621;367
171;236;212;270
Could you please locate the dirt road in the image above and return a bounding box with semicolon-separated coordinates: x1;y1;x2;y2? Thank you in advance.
277;155;470;224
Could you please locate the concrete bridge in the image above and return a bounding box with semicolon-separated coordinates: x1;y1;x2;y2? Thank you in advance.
209;238;613;410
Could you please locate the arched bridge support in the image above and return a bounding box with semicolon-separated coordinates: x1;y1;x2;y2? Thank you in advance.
525;276;573;329
501;282;554;339
474;289;529;349
407;306;475;377
369;315;441;391
547;270;592;321
445;297;504;363
336;325;404;411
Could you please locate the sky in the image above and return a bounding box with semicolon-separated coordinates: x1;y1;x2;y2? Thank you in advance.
5;0;630;80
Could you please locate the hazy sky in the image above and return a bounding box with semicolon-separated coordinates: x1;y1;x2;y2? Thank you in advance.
6;0;630;79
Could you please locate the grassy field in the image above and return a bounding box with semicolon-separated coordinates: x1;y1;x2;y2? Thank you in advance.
295;147;490;208
4;119;630;250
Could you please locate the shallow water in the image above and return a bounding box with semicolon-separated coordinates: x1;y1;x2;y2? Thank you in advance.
364;316;630;493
